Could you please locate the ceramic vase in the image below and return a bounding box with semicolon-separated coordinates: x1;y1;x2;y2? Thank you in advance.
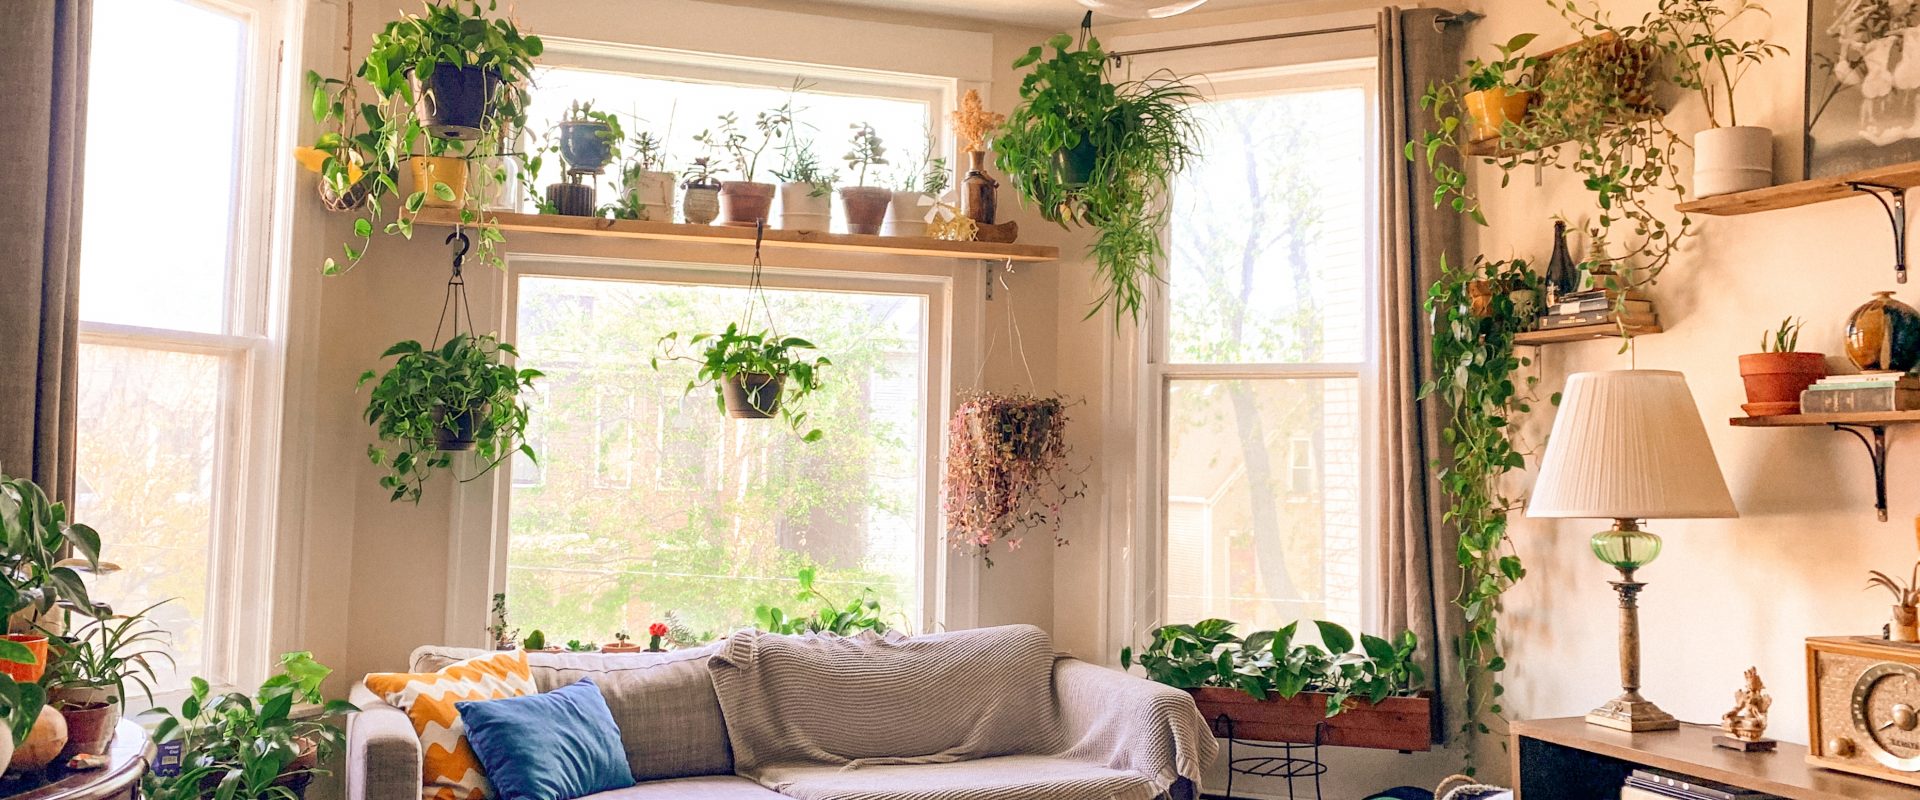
1692;126;1773;197
776;181;832;230
545;182;595;217
1845;291;1920;372
961;150;998;224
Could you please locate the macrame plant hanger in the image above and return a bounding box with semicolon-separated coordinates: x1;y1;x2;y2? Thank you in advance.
971;259;1037;393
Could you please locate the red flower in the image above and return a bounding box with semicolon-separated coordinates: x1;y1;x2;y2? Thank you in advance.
648;622;669;638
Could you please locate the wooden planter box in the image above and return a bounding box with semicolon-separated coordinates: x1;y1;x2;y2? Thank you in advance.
1187;687;1433;752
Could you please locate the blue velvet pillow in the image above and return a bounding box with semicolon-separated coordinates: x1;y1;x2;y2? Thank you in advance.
456;676;635;800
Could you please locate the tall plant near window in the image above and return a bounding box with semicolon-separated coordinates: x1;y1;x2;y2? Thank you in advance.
994;29;1200;323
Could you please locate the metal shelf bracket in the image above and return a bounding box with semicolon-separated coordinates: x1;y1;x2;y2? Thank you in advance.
1847;181;1908;284
1829;423;1891;521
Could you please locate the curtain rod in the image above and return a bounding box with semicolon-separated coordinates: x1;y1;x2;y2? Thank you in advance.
1107;11;1481;61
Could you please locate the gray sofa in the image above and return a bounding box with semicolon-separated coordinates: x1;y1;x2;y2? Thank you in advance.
346;632;1214;800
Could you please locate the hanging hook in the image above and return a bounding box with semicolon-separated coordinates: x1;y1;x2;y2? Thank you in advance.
753;218;765;264
445;229;471;278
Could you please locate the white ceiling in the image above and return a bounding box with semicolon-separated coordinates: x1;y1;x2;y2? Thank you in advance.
778;0;1288;30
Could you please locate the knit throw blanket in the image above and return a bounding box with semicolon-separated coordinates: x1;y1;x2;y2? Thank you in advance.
708;625;1065;779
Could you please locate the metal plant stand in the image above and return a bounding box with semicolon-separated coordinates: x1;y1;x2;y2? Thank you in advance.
1209;714;1329;800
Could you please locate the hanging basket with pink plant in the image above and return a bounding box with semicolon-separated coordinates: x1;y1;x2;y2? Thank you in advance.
942;391;1086;566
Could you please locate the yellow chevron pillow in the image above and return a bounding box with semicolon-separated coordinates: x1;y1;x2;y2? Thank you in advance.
364;650;536;800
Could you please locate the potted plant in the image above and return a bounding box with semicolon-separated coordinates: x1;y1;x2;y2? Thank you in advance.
1649;0;1787;197
1738;317;1826;417
645;622;669;652
143;652;357;800
681;156;724;225
604;131;675;221
654;323;830;441
521;629;563;653
697;112;782;227
1461;33;1541;141
601;629;641;654
307;0;542;274
0;474;105;678
885;133;948;237
1870;562;1920;643
45;600;174;760
1122;619;1431;750
556;100;622;175
487;592;518;650
943;392;1085;567
839;122;892;234
995;32;1200;322
763;89;837;231
753;567;893;636
358;334;542;503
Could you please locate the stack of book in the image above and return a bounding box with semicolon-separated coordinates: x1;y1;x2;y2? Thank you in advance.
1621;768;1778;800
1800;372;1920;413
1539;289;1656;331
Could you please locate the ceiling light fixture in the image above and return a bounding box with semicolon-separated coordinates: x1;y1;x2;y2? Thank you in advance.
1075;0;1210;20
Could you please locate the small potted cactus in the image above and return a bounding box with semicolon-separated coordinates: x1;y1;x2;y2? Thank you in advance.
646;622;669;653
601;629;642;654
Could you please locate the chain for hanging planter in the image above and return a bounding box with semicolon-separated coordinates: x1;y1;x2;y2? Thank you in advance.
356;229;542;503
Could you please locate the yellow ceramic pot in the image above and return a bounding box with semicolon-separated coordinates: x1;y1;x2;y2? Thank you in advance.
410;156;469;208
1462;88;1535;140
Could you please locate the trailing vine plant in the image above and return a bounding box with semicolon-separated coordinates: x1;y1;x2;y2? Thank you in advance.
1422;256;1549;760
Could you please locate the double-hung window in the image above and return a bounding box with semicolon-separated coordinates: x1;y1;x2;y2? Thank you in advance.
73;0;286;695
1154;60;1379;635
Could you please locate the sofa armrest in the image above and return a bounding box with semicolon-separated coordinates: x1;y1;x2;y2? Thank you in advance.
347;682;420;800
1053;657;1218;798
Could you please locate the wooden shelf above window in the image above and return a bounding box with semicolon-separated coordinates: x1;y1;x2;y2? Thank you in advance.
1513;320;1661;345
411;208;1059;263
1676;161;1920;216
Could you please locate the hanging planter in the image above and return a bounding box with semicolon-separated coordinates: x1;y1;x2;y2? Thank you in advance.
410;65;498;141
942;391;1086;566
722;373;785;419
359;233;541;502
656;325;828;441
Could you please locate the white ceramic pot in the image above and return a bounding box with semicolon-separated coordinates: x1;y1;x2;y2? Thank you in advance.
629;170;676;221
777;181;833;230
883;191;931;237
1692;126;1772;198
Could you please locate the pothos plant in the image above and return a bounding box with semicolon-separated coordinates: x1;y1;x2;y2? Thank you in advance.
306;0;542;275
1121;619;1425;718
752;566;896;636
358;334;542;503
942;392;1086;567
995;31;1200;323
143;652;357;800
653;323;830;442
1422;255;1549;753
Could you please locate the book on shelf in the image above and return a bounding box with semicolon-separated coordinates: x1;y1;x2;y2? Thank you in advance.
1554;287;1649;304
1549;297;1655;316
1538;310;1659;329
1800;386;1920;413
1626;768;1779;800
1809;372;1914;390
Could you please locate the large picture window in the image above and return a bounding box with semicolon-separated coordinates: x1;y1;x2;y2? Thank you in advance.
1156;62;1378;635
506;270;933;640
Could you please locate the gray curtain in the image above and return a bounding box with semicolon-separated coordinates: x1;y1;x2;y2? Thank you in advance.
1376;6;1464;745
0;0;90;503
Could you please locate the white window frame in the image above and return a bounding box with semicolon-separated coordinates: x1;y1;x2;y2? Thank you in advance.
76;0;295;702
1142;58;1383;637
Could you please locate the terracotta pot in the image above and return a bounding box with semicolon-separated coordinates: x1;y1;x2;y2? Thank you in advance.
1737;351;1827;417
1895;605;1919;643
600;642;642;654
12;705;67;772
1462;87;1534;140
722;373;784;419
0;634;49;684
1187;687;1433;751
839;186;892;235
410;156;469;208
55;701;118;761
718;181;775;227
682;185;721;225
776;181;832;230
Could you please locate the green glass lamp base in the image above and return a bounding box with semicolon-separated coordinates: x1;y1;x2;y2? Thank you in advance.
1591;521;1663;571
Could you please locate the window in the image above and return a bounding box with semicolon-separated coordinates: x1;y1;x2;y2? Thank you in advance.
73;0;282;694
1156;62;1377;635
505;269;933;641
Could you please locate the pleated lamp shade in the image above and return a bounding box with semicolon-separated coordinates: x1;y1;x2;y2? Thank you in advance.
1528;370;1738;520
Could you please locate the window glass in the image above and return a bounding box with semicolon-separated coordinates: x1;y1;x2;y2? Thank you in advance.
508;275;927;640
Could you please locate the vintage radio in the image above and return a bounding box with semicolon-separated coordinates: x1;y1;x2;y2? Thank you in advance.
1808;636;1920;786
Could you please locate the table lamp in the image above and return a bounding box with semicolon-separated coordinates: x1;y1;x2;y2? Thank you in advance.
1528;370;1738;732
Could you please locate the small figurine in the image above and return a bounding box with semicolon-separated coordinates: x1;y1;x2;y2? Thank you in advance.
1715;667;1776;752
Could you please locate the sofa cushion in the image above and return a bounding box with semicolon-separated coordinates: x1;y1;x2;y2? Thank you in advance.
758;754;1158;800
366;650;538;800
586;776;785;799
412;645;732;782
457;677;636;800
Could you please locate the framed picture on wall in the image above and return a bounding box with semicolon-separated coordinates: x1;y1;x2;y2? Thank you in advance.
1806;1;1920;177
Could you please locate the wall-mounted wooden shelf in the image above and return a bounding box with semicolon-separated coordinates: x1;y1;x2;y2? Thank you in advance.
412;208;1060;263
1730;410;1920;521
1514;321;1661;346
1676;161;1920;216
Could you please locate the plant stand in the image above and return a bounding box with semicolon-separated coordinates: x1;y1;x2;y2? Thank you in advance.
1211;715;1327;800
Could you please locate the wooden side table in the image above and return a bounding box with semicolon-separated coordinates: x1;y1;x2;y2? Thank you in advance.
0;720;147;800
1512;716;1910;800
